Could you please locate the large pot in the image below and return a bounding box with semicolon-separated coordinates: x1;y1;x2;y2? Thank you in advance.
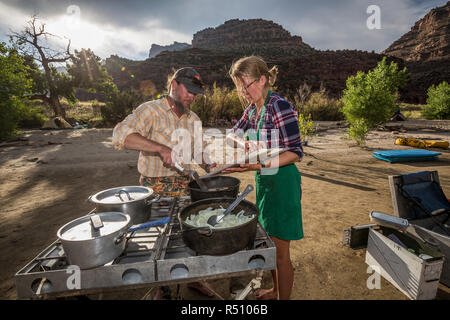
178;197;258;255
88;186;160;224
188;176;240;202
57;211;131;269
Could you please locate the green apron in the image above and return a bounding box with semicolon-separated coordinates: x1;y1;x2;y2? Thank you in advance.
247;91;303;240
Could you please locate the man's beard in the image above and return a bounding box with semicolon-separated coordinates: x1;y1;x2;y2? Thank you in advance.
171;92;190;115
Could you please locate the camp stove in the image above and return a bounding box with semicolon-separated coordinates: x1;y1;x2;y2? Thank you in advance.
15;196;276;299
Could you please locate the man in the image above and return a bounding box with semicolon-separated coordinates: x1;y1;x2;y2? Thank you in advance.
113;67;212;195
112;67;214;299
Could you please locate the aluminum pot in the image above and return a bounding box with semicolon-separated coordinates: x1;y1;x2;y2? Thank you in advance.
178;197;258;255
88;186;160;224
57;211;131;269
187;176;240;202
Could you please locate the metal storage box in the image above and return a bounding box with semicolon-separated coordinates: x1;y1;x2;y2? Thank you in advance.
365;226;444;300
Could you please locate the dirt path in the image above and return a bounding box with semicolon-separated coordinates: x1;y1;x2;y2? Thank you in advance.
1;120;449;300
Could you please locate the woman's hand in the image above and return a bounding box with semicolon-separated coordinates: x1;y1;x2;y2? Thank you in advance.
222;163;262;173
245;140;268;153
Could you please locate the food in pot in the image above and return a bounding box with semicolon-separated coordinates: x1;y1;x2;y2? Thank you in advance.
185;206;254;228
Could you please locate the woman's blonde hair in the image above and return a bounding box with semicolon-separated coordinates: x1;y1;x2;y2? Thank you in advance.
229;55;278;89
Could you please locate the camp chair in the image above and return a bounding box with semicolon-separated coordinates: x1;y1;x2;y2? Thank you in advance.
389;170;450;287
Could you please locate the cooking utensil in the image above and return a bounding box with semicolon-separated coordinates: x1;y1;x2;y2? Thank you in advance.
174;163;208;191
368;211;438;245
207;184;254;227
188;176;240;202
57;211;131;269
370;211;409;229
88;186;160;224
178;197;259;255
200;147;288;179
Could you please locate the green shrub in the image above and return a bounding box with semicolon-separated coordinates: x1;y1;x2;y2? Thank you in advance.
292;84;344;121
191;83;243;125
298;113;315;142
304;90;344;121
0;42;34;140
341;57;408;145
17;103;46;128
0;99;20;140
347;118;370;146
100;89;145;126
423;81;450;120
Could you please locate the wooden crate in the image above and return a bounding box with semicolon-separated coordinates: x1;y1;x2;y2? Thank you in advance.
365;226;444;300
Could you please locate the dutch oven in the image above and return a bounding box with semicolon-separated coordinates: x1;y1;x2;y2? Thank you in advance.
88;186;160;224
188;176;240;202
178;197;259;255
57;211;131;269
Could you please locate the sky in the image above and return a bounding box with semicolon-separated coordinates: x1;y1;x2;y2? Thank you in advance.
0;0;447;61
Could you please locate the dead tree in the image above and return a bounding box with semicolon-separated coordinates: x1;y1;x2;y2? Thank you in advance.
10;15;73;118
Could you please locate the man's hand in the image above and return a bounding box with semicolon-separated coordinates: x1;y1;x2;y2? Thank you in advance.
197;150;217;173
158;144;177;167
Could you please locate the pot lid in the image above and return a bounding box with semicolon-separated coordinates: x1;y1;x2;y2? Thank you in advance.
90;186;154;204
57;212;130;241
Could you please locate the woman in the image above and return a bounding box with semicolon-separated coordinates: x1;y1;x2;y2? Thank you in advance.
224;56;303;300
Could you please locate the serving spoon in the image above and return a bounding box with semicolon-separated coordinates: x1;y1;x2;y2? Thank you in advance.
207;184;254;227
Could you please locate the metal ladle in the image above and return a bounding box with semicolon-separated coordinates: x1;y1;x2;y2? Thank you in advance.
207;184;254;227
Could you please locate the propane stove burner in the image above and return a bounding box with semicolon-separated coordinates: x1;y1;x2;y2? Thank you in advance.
15;196;276;299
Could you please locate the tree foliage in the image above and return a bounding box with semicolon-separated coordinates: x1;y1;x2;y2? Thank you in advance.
341;57;408;145
0;42;34;140
67;48;118;101
9;15;118;119
423;81;450;120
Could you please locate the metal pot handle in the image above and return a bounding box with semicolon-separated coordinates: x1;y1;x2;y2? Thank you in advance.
180;225;213;236
145;193;161;205
114;232;127;245
116;190;133;202
90;215;104;231
196;227;213;236
128;217;170;232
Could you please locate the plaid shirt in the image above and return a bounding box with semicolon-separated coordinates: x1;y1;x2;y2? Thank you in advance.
112;97;201;177
231;91;303;159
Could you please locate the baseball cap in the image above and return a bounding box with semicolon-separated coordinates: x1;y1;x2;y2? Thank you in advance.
173;67;205;95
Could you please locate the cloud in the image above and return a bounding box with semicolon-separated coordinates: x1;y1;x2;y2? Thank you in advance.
0;0;447;60
0;1;192;60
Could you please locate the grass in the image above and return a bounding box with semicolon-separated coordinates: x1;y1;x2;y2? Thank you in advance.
399;102;426;119
38;99;105;124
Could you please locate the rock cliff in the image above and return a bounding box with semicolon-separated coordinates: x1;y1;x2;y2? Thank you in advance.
192;18;315;56
149;41;191;58
383;2;450;62
104;11;450;104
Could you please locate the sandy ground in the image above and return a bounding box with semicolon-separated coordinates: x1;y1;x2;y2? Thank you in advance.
1;119;450;300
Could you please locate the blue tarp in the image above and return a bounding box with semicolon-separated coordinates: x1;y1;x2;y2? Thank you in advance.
373;150;442;163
